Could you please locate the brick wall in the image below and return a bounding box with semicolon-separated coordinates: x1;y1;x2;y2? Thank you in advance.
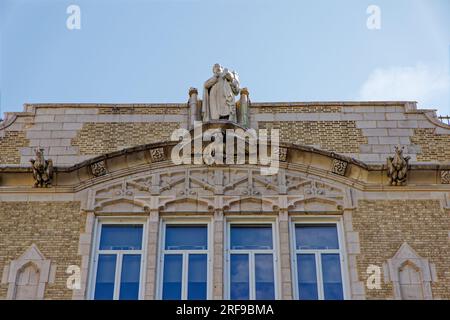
411;129;450;162
98;106;185;115
252;105;342;113
0;131;29;164
352;200;450;299
72;122;180;155
259;121;367;153
0;202;83;299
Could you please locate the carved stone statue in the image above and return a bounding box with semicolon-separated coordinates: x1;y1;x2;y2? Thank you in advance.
30;148;53;187
202;63;240;122
387;146;410;186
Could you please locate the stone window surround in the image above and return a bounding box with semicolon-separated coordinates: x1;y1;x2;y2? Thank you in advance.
289;216;351;300
80;211;359;300
86;216;149;300
223;217;281;300
155;217;213;300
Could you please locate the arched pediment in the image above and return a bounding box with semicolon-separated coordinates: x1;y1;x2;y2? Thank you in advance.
94;198;150;213
223;195;278;213
159;196;213;213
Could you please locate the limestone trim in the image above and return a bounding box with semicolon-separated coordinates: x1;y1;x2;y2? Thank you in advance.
1;244;56;300
87;166;348;215
72;211;95;300
383;242;437;300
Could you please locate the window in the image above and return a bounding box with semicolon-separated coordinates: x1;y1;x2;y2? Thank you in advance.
227;223;277;300
293;223;345;300
92;223;144;300
160;224;210;300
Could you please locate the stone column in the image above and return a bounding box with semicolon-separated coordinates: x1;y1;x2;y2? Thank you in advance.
189;87;199;128
278;209;293;299
238;87;250;127
144;209;160;300
212;209;224;299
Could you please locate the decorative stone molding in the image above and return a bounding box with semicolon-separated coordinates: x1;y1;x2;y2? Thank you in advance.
1;244;56;300
90;160;107;177
386;146;410;186
440;170;450;184
278;147;288;162
331;159;348;176
383;242;437;300
90;166;346;214
150;147;166;162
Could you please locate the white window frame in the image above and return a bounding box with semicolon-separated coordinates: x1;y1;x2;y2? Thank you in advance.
225;218;280;300
156;218;213;300
290;216;349;300
88;217;148;300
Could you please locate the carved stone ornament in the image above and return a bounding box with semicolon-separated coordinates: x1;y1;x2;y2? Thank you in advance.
278;147;288;162
1;244;56;300
386;146;410;186
331;159;348;176
441;170;450;184
150;147;166;162
30;148;53;188
91;161;107;177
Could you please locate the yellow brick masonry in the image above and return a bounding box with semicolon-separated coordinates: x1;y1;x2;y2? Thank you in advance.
411;129;450;162
0;131;29;164
72;122;180;155
0;202;83;299
253;105;342;113
259;121;367;153
352;200;450;299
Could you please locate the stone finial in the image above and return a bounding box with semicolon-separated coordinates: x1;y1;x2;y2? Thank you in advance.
240;87;249;96
189;87;200;127
30;148;54;188
386;146;410;186
189;87;198;96
238;87;250;127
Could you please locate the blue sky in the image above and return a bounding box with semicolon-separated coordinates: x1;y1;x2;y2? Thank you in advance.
1;0;449;115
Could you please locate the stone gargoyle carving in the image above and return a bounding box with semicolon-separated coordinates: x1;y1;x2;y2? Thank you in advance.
30;148;54;187
387;146;410;186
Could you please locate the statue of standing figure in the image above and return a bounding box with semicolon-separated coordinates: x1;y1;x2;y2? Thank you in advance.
202;63;240;122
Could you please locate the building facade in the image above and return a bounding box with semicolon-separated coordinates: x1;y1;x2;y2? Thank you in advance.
1;87;450;299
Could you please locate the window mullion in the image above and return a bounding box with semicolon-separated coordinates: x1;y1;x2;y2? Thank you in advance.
316;252;324;300
182;252;188;300
250;252;255;300
114;253;123;300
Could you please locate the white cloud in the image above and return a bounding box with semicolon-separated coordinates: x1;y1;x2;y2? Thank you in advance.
359;63;450;112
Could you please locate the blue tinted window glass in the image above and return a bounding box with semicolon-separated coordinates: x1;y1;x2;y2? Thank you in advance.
188;254;207;300
162;254;183;300
119;254;141;300
322;254;344;300
165;226;208;250
297;254;318;300
295;225;339;250
100;225;143;250
230;254;249;300
94;254;116;300
255;254;275;300
230;225;273;250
